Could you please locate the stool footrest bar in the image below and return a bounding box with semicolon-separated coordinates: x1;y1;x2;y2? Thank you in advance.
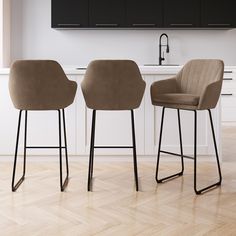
26;146;66;149
160;150;194;160
94;146;133;149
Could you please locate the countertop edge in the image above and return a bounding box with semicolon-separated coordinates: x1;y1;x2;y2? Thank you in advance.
0;66;235;75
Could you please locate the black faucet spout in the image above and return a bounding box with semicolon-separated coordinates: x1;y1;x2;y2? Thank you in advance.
159;33;170;65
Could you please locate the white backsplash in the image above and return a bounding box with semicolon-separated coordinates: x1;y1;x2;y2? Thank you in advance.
11;0;236;66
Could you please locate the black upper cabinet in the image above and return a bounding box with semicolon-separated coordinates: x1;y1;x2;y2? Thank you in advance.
51;0;236;28
51;0;88;28
201;0;236;27
126;0;162;27
89;0;126;27
163;0;200;27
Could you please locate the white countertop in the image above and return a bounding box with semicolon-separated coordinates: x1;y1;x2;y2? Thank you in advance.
65;65;185;75
60;65;236;75
1;65;236;75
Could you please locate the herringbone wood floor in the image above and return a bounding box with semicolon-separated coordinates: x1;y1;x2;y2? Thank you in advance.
0;157;236;236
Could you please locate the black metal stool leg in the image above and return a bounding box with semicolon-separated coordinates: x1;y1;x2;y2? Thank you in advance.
208;109;222;184
12;109;70;192
87;110;96;191
58;110;63;191
90;110;96;182
194;110;222;194
87;110;139;191
58;109;69;191
156;107;184;183
177;109;184;174
155;107;165;183
131;110;139;191
59;109;69;191
12;110;27;192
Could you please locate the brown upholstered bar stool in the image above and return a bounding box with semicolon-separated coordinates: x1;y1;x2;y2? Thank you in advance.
81;60;146;191
9;60;77;192
151;59;224;194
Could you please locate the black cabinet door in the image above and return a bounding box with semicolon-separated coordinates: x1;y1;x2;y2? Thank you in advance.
51;0;88;28
163;0;200;27
201;0;236;27
126;0;162;27
89;0;126;27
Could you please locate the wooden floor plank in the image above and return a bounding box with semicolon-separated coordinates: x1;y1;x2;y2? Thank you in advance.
0;159;236;235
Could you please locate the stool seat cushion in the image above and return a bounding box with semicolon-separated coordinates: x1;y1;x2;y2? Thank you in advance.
152;93;200;106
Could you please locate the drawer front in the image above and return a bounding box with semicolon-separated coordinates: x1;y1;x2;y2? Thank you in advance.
222;106;236;122
222;81;236;90
221;87;236;97
222;71;236;94
221;71;236;121
221;92;236;106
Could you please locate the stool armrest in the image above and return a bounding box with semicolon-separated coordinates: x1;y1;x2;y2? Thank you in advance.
198;80;223;110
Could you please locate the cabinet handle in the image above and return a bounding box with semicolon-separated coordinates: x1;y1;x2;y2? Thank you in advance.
170;23;193;26
207;23;231;26
57;23;81;27
224;71;233;74
95;23;118;27
132;23;156;26
221;93;233;96
223;78;233;81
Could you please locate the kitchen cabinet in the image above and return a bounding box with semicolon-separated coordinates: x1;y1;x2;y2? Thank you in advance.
51;0;89;28
51;0;236;28
126;0;162;27
201;0;236;28
221;69;236;121
163;0;201;27
89;0;126;27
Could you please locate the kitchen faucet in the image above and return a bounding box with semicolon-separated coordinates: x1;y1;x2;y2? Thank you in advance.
159;33;169;65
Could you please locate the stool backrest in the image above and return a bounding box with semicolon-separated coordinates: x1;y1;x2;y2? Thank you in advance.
9;60;77;110
177;59;224;95
81;60;146;110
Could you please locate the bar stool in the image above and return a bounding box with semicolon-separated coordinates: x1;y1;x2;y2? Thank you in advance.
151;59;224;194
9;60;77;192
81;60;146;191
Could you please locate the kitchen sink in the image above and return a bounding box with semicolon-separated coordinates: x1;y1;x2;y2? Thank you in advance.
76;64;180;70
143;64;180;66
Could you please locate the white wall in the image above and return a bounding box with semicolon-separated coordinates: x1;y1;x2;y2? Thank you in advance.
11;0;236;67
